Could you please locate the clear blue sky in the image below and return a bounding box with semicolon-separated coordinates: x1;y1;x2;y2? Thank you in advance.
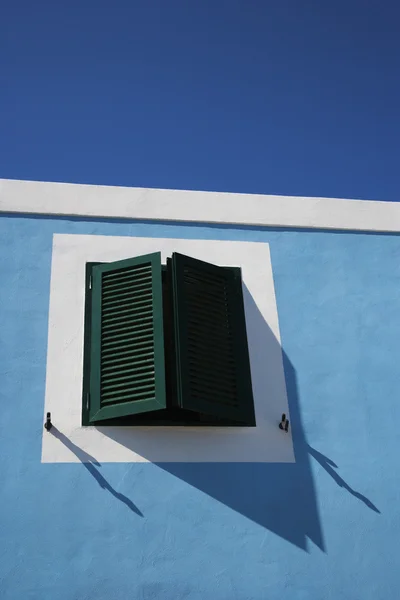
1;1;399;200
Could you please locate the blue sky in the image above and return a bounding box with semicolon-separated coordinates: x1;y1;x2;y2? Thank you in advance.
1;0;399;201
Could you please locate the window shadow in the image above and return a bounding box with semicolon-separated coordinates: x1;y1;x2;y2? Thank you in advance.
50;427;143;517
156;287;326;551
97;285;379;551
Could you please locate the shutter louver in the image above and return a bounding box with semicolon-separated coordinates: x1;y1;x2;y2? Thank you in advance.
88;252;166;423
171;253;255;425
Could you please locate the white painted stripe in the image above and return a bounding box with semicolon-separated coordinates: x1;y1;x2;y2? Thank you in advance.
1;178;400;232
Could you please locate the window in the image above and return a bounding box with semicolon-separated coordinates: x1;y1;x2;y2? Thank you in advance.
82;252;255;427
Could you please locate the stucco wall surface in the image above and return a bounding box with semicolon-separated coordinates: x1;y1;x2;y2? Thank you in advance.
0;210;399;599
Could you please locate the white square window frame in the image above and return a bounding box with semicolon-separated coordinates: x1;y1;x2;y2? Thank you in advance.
42;234;294;463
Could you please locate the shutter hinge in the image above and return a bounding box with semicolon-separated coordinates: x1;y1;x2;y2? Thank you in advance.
89;275;92;290
86;392;90;410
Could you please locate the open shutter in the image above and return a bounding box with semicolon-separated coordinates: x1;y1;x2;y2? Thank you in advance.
171;253;255;425
88;252;166;423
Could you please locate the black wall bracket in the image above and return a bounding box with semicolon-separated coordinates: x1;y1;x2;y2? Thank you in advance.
44;412;52;431
279;413;289;432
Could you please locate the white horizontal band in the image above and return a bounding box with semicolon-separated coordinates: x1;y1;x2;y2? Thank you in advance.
1;178;399;232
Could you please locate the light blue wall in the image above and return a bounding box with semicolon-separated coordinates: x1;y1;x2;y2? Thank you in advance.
1;214;399;599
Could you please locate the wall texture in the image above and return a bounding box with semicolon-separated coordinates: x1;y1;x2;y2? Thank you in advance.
1;190;399;599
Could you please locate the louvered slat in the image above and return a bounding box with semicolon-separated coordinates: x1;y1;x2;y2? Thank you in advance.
100;264;154;404
171;253;255;425
87;252;166;423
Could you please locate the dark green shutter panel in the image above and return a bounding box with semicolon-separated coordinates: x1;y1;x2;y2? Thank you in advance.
88;252;166;423
171;253;255;425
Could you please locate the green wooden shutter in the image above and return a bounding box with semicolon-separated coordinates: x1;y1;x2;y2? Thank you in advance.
171;253;255;425
88;252;166;423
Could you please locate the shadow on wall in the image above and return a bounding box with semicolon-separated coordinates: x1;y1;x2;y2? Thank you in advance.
56;285;379;551
50;427;143;517
159;287;328;552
